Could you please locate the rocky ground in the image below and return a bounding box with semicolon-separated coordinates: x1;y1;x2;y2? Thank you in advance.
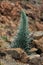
0;0;43;65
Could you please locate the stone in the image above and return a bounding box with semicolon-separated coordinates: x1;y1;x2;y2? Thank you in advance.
33;37;43;52
29;48;38;52
35;22;43;31
31;31;43;39
3;48;30;63
29;56;43;65
29;54;40;60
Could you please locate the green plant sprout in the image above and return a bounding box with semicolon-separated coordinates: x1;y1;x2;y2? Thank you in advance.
11;10;33;55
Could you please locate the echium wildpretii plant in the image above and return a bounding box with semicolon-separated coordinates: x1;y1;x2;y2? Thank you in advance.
11;10;33;55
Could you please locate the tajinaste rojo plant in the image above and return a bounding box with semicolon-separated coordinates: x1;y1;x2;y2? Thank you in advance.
11;10;33;55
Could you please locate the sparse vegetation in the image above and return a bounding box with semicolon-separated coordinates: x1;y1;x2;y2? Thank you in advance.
0;0;43;65
1;36;8;41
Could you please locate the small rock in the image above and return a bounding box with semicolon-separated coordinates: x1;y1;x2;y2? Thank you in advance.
33;31;43;39
33;37;43;52
3;48;30;63
29;54;40;59
29;56;43;65
29;48;38;52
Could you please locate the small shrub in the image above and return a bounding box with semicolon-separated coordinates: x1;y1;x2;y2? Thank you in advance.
11;10;33;55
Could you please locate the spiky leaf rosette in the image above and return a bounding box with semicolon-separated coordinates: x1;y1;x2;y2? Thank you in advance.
11;10;33;55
